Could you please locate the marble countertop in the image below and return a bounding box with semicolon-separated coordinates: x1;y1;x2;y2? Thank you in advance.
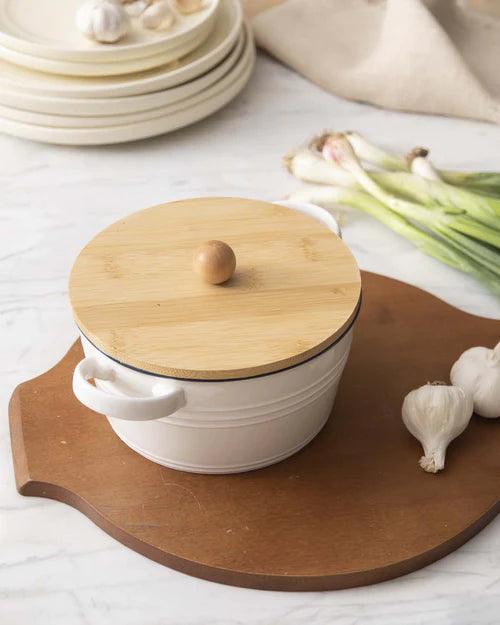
1;52;499;625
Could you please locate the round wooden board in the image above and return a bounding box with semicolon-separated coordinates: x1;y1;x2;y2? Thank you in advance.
69;197;361;380
9;273;499;591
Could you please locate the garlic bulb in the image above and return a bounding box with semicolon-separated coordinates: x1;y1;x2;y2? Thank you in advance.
450;342;500;418
175;0;203;14
141;0;175;29
76;0;130;43
402;382;473;473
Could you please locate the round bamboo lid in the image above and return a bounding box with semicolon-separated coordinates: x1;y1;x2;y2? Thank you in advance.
69;197;361;380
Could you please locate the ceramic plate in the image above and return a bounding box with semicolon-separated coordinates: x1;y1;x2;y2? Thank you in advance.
0;31;244;116
0;35;254;144
0;26;250;127
0;20;212;76
0;0;241;97
0;0;220;62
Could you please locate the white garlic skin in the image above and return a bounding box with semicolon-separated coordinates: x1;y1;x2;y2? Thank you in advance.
175;0;203;15
402;383;473;473
141;0;175;29
451;342;500;418
76;0;130;43
124;0;152;17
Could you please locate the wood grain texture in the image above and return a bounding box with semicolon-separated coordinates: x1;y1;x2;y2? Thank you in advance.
69;197;361;380
10;273;500;590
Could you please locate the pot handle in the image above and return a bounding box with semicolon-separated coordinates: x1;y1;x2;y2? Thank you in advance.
273;200;341;237
72;357;186;421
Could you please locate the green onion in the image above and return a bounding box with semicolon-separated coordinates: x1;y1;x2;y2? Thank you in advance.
287;185;500;296
286;142;500;231
371;172;500;230
407;148;442;181
440;172;500;197
284;131;500;296
319;133;500;253
345;131;500;196
345;131;407;171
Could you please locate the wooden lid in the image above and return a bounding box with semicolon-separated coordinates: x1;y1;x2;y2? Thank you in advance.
69;197;361;380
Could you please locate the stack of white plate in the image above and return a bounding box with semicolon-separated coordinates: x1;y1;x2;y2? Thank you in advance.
0;0;253;145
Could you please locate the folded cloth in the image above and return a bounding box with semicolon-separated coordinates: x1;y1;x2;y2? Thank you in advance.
246;0;500;124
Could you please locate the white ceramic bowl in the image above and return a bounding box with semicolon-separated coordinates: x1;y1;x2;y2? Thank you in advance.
72;202;359;474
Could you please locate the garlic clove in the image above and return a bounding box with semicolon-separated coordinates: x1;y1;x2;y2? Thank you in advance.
175;0;204;14
402;381;473;473
76;0;130;44
451;342;500;418
125;0;152;17
141;0;175;30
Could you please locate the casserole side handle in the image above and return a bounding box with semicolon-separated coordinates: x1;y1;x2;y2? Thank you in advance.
72;357;186;421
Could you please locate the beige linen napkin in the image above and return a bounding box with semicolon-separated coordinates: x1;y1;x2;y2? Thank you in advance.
246;0;500;124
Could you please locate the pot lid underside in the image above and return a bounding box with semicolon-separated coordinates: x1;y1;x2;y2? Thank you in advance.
69;197;361;380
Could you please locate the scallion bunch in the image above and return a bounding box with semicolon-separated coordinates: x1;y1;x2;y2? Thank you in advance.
285;132;500;297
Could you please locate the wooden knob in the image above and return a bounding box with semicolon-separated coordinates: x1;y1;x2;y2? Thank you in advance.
193;240;236;285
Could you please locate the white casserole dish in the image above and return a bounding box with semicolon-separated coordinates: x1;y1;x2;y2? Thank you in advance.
71;199;361;474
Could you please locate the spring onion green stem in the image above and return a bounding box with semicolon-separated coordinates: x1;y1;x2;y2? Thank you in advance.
345;131;407;171
373;172;500;229
287;185;500;295
345;131;500;196
439;171;500;196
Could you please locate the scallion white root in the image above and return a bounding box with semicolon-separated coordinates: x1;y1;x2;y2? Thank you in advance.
407;147;442;181
283;148;353;187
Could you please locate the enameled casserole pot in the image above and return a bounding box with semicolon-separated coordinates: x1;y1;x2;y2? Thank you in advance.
70;197;361;474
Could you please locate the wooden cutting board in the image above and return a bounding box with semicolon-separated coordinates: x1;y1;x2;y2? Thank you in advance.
9;272;500;591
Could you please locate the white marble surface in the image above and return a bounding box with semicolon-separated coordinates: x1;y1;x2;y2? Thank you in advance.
1;52;499;625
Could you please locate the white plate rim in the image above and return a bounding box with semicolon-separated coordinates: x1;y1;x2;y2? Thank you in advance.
0;31;245;116
0;26;251;127
0;19;213;77
0;36;254;144
0;0;241;97
0;0;220;63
